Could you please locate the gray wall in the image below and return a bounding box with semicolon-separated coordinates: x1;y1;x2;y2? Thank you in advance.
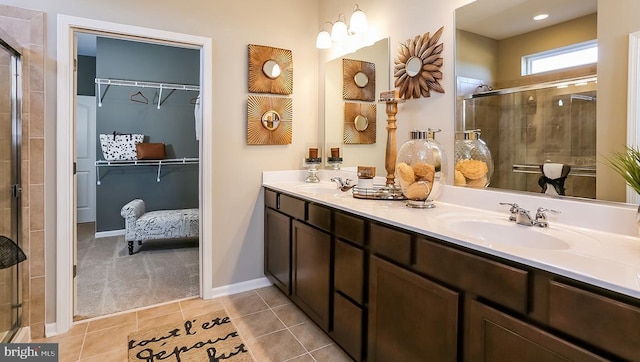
95;37;200;231
77;55;95;96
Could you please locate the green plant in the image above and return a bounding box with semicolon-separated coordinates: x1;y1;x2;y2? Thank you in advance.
606;146;640;194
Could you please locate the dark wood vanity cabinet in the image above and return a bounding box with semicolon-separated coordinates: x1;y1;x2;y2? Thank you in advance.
291;220;331;331
466;299;606;361
264;207;291;295
368;255;459;361
332;211;367;361
263;188;640;361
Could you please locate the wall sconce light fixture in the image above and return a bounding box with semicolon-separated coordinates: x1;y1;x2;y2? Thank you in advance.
316;4;369;49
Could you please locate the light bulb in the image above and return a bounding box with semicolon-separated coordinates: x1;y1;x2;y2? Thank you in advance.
316;30;332;49
349;5;368;34
331;20;348;42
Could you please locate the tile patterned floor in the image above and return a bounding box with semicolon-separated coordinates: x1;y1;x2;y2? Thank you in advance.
33;286;353;362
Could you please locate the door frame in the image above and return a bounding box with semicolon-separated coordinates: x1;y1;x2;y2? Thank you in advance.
56;14;214;335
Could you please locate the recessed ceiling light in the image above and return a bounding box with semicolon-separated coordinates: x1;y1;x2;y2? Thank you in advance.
533;14;549;21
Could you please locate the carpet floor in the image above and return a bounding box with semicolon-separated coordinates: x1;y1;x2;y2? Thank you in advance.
75;222;199;320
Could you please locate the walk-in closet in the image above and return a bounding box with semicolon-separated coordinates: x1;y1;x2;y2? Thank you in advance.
74;33;201;320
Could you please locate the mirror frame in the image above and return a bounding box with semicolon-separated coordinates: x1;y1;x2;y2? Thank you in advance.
247;95;292;145
248;44;293;95
343;58;376;101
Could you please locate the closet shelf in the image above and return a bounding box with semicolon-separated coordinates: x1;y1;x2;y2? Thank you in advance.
95;78;200;109
95;157;199;185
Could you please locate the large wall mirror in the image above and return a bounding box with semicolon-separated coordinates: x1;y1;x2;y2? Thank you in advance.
453;0;626;202
324;38;390;174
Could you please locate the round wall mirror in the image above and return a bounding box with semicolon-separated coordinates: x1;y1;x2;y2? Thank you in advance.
261;110;281;130
354;71;369;88
406;56;422;77
262;60;281;79
354;114;369;131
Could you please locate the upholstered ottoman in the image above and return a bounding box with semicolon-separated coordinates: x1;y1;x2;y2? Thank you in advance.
121;199;199;255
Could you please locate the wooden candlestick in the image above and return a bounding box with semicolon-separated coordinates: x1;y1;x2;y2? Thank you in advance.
385;100;399;186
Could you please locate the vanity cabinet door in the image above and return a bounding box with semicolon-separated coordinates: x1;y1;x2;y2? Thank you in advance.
368;256;459;362
264;207;291;295
292;220;331;331
467;299;606;362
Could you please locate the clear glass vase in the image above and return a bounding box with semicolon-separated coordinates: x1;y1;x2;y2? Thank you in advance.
395;129;448;208
454;129;493;188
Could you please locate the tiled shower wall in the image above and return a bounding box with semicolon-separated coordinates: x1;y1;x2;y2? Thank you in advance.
462;81;597;199
0;5;46;339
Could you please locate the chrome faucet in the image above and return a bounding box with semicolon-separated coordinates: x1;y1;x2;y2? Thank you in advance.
330;177;355;192
500;203;560;227
499;202;519;222
515;207;536;226
534;207;560;228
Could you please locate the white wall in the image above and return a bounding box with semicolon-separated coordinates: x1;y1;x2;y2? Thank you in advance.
318;0;474;183
0;0;321;323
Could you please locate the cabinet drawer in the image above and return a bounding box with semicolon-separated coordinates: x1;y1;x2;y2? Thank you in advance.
415;237;529;314
279;193;306;220
370;222;412;265
307;203;331;232
335;211;365;246
468;299;606;362
264;188;278;209
548;281;640;361
335;240;364;304
333;292;363;361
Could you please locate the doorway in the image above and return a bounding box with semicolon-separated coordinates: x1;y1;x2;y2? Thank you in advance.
57;15;214;335
73;33;202;320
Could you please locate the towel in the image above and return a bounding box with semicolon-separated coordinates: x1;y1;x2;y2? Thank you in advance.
538;163;571;196
193;94;201;141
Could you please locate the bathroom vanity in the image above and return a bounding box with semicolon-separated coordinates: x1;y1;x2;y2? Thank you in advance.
263;171;640;361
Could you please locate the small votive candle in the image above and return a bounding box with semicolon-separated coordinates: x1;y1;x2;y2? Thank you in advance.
331;148;340;158
308;148;318;159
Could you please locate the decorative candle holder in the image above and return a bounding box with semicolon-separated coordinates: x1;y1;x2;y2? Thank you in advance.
327;147;342;169
304;147;322;183
304;158;322;183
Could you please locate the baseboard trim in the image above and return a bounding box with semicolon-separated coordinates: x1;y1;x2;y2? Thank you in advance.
95;229;125;238
12;327;31;342
208;277;271;299
45;322;58;337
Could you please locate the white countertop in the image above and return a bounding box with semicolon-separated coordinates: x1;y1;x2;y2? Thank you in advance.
263;170;640;299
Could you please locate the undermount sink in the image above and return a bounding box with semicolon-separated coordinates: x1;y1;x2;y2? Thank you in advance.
434;213;598;251
293;182;349;197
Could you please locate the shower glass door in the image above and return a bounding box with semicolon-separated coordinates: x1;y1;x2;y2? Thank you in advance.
0;36;22;343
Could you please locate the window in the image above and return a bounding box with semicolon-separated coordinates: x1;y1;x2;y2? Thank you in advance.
522;40;598;76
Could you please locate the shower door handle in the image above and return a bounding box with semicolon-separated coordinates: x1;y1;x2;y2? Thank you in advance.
10;184;21;199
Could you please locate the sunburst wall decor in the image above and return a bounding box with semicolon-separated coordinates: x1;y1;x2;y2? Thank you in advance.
344;102;376;144
247;95;292;145
248;44;293;95
394;26;445;100
343;58;376;101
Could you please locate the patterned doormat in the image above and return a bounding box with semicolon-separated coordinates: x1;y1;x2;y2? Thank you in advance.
128;310;253;361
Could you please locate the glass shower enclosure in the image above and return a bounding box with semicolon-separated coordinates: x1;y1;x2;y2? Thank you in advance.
0;32;23;343
459;76;597;199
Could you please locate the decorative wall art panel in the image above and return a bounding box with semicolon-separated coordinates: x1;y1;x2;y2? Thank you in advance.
247;95;292;145
248;44;293;95
394;26;445;100
343;58;376;101
344;102;376;144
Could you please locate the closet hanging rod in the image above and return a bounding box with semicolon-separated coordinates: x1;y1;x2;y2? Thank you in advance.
95;78;200;108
